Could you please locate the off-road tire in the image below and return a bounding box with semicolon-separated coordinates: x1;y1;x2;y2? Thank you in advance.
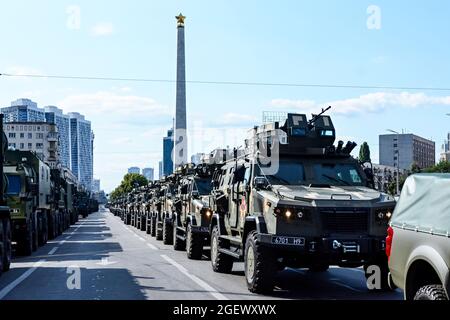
155;218;163;241
210;225;233;273
151;216;157;237
146;215;152;234
414;285;448;300
186;223;203;260
140;215;147;231
1;218;12;272
244;231;277;293
32;214;39;251
18;220;33;256
163;218;173;245
172;219;185;251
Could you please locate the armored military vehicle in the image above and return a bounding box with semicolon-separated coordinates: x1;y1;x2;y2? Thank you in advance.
146;182;162;237
4;150;53;255
208;110;396;293
0;116;12;276
173;153;227;259
161;174;183;245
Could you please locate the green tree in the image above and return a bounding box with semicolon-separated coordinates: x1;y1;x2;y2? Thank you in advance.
359;142;371;163
110;173;148;201
423;160;450;173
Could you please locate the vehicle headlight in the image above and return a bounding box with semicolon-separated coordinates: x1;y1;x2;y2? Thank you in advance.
375;208;394;222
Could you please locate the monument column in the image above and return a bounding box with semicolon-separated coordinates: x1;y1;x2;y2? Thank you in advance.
174;13;188;169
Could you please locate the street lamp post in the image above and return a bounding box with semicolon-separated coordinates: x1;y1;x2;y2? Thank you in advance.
387;129;400;195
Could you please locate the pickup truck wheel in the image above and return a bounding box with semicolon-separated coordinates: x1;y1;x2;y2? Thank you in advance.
186;223;203;260
210;225;233;273
163;217;174;245
173;218;185;251
244;231;276;293
414;285;448;300
1;218;12;272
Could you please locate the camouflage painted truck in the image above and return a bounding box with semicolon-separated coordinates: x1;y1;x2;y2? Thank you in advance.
208;111;396;293
4;150;53;255
0;115;12;276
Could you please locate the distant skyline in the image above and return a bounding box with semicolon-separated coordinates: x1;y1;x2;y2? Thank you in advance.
1;1;450;192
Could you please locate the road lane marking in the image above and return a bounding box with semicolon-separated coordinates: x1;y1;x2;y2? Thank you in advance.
0;260;46;300
48;247;59;255
138;237;145;242
146;243;158;250
160;255;228;300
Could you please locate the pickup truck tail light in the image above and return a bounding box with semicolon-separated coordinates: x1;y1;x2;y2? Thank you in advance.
386;226;394;261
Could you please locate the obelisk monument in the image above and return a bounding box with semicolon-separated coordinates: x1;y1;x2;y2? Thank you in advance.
173;13;188;169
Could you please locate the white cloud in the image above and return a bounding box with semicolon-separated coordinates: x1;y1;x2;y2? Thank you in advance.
91;22;114;36
270;92;450;116
57;91;171;117
112;137;134;145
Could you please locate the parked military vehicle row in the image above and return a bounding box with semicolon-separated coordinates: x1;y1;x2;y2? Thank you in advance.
110;110;397;294
0;114;99;278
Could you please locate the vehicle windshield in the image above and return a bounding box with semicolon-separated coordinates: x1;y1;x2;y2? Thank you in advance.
6;174;21;195
312;163;364;186
258;161;306;185
257;160;364;186
193;178;212;195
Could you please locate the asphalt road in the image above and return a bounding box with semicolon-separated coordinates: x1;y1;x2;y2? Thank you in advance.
0;207;403;300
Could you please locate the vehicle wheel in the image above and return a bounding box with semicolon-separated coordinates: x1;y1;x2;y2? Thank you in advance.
186;223;203;260
163;217;174;245
155;217;163;241
364;256;392;291
151;216;157;237
414;285;448;300
1;218;12;272
32;214;38;251
19;220;33;256
141;216;146;232
210;225;233;273
309;263;329;272
146;215;151;234
172;219;185;251
244;231;276;293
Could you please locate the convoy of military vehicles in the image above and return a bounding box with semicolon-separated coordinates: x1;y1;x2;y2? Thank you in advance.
0;114;99;278
110;110;397;294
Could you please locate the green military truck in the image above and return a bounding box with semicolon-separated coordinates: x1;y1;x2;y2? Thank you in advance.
208;111;396;293
4;150;53;255
0;115;12;276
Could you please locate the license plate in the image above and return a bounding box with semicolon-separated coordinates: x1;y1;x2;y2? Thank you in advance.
271;236;305;246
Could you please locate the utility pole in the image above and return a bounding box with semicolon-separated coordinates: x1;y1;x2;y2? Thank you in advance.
387;129;400;195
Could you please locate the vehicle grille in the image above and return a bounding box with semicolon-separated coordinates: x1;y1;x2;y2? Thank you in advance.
320;208;369;234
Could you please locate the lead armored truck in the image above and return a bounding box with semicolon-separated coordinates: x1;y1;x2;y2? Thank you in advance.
209;111;396;293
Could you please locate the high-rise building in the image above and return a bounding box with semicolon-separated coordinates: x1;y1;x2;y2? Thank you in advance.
379;133;435;170
1;98;45;122
45;106;71;169
174;13;188;169
440;132;450;162
92;179;101;193
158;161;163;179
163;128;174;176
128;167;140;174
69;112;94;190
142;168;154;181
4;122;59;168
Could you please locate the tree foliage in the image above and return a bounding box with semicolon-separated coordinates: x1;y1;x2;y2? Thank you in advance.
110;173;148;201
359;142;371;163
423;160;450;173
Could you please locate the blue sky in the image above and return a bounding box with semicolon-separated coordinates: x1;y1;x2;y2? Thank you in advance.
1;0;450;192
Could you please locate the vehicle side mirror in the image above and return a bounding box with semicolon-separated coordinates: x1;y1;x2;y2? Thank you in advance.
253;176;268;190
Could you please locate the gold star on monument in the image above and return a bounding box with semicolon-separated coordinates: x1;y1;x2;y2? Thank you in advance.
176;13;186;26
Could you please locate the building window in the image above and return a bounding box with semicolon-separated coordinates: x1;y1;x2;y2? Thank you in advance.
28;133;32;139
28;143;32;149
36;133;44;139
20;133;24;138
8;133;16;138
36;143;43;149
20;143;24;149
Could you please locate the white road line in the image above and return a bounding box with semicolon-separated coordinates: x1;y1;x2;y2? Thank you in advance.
0;260;46;300
146;243;158;250
161;255;228;300
138;237;145;242
47;247;59;255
